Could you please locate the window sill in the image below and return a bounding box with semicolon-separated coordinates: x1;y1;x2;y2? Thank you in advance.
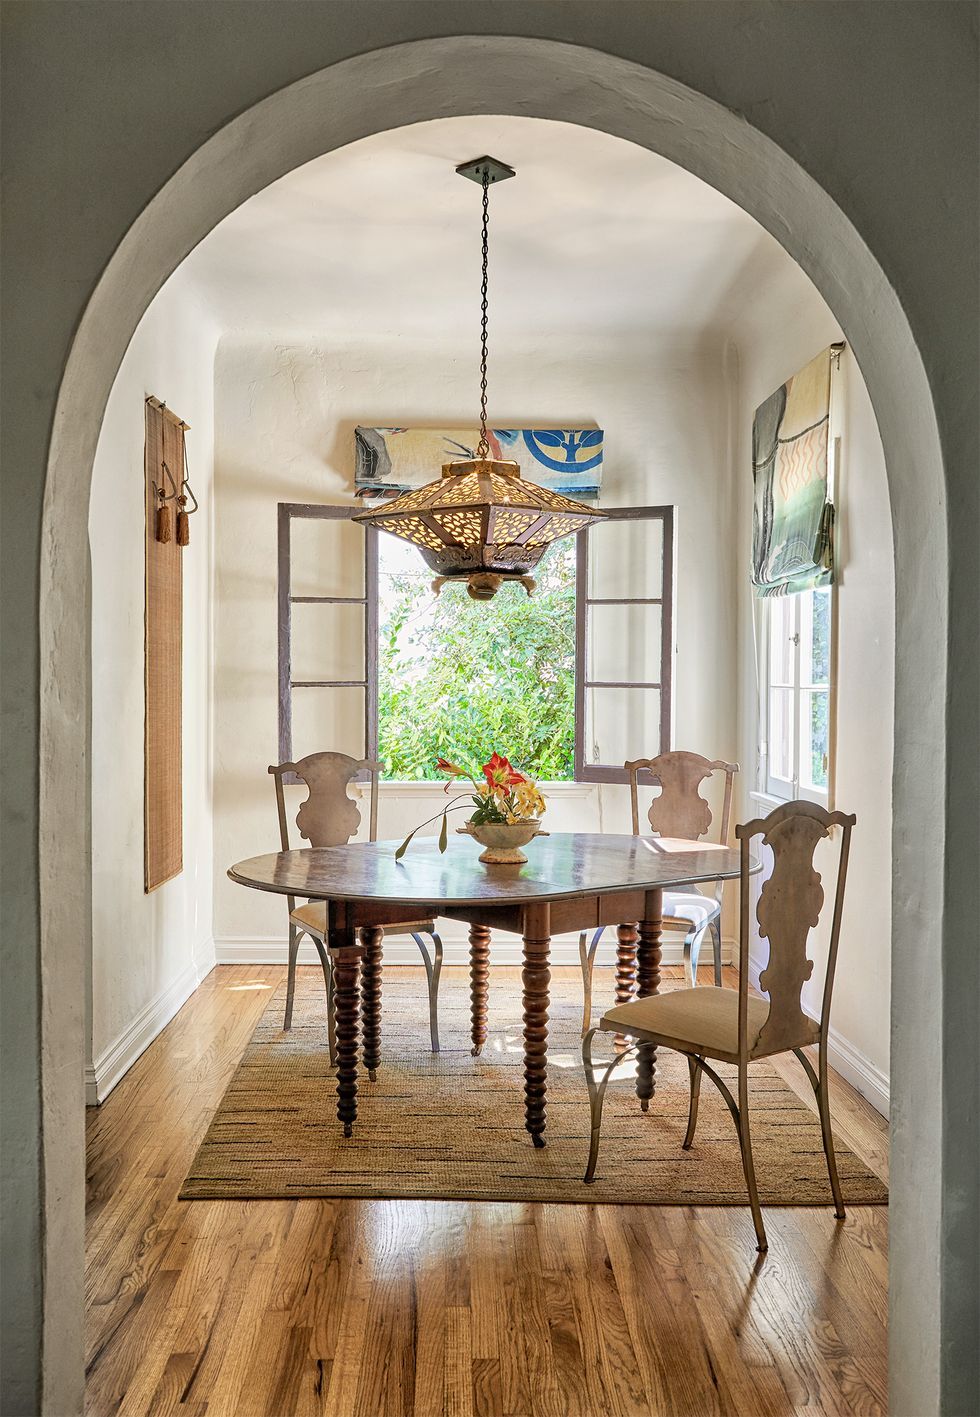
357;780;599;798
750;790;785;811
751;788;831;810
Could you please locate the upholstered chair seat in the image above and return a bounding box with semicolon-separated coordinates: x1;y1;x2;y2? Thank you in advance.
289;900;437;941
600;987;818;1065
660;891;721;927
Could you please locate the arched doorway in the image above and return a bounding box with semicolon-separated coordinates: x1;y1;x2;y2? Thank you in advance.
39;37;948;1415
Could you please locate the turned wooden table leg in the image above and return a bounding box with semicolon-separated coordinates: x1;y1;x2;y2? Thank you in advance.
359;925;383;1081
468;922;491;1056
636;888;663;1112
614;921;638;1051
522;903;551;1147
329;921;362;1138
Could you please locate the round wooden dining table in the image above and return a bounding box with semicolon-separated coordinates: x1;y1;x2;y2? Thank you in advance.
228;832;746;1146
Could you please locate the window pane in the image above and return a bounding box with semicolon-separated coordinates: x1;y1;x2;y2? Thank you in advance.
801;587;831;687
588;517;663;600
768;596;796;686
290;515;364;598
290;685;365;761
290;601;364;683
376;534;576;781
587;602;662;686
801;689;830;791
586;686;661;766
768;685;795;783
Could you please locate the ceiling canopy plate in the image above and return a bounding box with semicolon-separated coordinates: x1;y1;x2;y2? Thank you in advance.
455;156;516;185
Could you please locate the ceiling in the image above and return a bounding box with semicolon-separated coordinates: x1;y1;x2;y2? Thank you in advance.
182;115;809;341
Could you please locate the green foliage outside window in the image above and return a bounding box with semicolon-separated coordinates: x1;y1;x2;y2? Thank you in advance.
377;539;576;781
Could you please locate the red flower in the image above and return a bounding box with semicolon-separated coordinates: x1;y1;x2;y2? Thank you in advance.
482;752;527;791
436;757;465;775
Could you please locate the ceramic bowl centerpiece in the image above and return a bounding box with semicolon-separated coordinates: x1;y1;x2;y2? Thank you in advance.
395;752;547;866
460;818;544;865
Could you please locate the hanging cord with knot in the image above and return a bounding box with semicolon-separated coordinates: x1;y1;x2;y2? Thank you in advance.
476;169;491;459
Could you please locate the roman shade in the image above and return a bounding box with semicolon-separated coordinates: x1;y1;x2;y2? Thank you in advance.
751;347;838;597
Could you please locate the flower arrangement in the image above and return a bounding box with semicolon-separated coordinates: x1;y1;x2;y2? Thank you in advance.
395;752;547;859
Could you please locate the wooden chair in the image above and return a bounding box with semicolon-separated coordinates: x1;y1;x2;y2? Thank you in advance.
581;798;855;1252
269;752;443;1070
579;752;739;1034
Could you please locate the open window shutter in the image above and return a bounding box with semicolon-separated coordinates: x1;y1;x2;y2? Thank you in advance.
278;505;377;774
575;507;673;783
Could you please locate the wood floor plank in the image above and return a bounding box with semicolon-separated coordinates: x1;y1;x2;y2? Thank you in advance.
85;964;888;1417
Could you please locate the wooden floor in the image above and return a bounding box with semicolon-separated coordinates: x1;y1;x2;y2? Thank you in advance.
86;965;889;1417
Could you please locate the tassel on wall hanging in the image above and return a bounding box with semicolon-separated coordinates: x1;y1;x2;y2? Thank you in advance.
175;439;199;546
154;462;177;544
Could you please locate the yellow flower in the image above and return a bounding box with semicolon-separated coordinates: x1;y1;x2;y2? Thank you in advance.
513;781;546;819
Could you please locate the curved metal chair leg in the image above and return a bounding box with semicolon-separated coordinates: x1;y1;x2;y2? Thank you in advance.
283;924;302;1030
682;1054;704;1149
412;930;443;1053
682;928;696;988
579;926;606;1037
582;1027;638;1183
710;917;723;986
689;1055;768;1252
579;931;593;1035
686;922;714;987
737;1065;768;1252
794;1045;846;1220
311;938;336;1065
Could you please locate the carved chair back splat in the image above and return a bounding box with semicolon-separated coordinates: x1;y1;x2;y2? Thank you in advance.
268;751;383;853
626;751;738;878
737;799;855;1061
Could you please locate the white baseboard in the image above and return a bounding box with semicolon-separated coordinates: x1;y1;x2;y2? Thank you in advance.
85;939;216;1106
214;929;733;969
747;946;889;1117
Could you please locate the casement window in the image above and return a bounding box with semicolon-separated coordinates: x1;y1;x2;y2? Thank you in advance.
763;586;834;804
573;506;673;782
278;502;673;783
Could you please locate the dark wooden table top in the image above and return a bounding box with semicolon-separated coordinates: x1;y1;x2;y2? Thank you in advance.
228;832;749;907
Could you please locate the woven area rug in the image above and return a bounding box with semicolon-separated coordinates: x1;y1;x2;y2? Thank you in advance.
182;971;888;1206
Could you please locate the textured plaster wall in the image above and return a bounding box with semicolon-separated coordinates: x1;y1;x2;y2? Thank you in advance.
211;332;737;948
88;272;219;1096
732;276;895;1109
1;9;976;1417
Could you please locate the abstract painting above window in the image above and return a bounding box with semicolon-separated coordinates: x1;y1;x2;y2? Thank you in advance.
354;426;603;500
751;346;840;597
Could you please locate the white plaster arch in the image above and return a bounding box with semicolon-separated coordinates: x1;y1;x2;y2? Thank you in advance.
40;36;947;1416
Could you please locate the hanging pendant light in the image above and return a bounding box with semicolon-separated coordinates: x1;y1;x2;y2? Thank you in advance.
354;157;604;601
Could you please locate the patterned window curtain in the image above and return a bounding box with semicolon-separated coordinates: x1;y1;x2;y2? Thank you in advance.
751;348;836;597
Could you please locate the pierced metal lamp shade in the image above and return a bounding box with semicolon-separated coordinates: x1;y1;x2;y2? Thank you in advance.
353;458;605;599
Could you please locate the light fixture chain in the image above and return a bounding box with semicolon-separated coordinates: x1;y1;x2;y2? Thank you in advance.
477;169;490;458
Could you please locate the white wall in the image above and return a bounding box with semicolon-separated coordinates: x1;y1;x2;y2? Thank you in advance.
733;272;894;1114
211;331;740;962
87;271;219;1103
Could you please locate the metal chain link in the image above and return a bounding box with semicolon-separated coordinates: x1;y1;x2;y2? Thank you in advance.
476;169;491;458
